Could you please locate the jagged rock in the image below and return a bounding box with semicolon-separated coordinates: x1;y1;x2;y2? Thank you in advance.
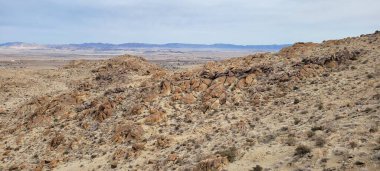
130;104;145;115
182;93;196;104
143;93;159;102
112;123;144;143
92;100;114;122
145;109;166;124
161;81;171;96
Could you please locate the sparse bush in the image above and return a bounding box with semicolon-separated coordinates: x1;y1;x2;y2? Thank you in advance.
215;147;239;162
311;126;324;132
294;145;311;156
294;99;300;104
251;165;263;171
306;130;315;138
315;137;326;147
294;118;301;125
285;137;296;146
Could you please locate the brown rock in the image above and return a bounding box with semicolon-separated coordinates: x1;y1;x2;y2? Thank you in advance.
143;93;158;102
168;153;178;161
190;78;201;89
179;80;191;92
208;84;225;98
213;76;226;85
210;99;220;110
94;100;114;122
195;83;208;92
202;78;212;86
182;93;196;104
145;109;165;124
236;78;247;89
161;81;171;96
171;93;181;101
172;86;182;94
130;104;145;115
0;108;6;114
112;123;144;143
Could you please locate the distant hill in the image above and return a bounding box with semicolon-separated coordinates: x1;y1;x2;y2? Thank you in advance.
0;42;291;51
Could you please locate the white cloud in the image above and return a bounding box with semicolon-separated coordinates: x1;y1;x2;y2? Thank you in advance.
0;0;379;44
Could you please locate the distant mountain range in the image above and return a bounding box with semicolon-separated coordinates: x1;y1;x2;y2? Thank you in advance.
0;42;291;51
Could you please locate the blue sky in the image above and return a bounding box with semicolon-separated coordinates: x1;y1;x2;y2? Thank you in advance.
0;0;379;44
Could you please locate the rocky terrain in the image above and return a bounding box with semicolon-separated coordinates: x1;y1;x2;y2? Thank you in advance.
0;32;379;171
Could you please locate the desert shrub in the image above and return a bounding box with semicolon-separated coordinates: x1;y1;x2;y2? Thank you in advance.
251;165;263;171
285;137;296;146
306;130;315;138
315;137;326;147
294;145;311;156
215;147;239;162
311;126;324;132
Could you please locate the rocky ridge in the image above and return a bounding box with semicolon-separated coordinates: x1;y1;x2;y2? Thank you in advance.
0;32;379;170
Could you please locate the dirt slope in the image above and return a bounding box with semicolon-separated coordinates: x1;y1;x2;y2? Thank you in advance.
0;32;379;171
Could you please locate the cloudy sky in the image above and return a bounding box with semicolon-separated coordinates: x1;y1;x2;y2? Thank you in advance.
0;0;379;44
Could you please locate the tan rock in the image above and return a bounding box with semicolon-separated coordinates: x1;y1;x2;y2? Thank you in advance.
195;83;208;92
209;84;225;98
213;76;226;85
143;93;158;102
112;123;144;143
245;73;256;85
182;93;196;104
168;153;178;161
190;78;201;89
130;104;145;115
171;93;181;101
173;86;182;94
236;78;247;89
179;80;191;92
202;78;212;86
326;60;338;68
210;99;220;110
0;108;5;114
225;76;237;86
145;110;165;124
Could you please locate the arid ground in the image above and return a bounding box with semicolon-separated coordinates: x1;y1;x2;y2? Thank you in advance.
0;32;379;171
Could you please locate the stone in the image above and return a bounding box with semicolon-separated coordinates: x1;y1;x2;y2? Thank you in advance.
167;154;178;161
182;93;196;104
130;104;145;115
161;81;171;96
225;76;237;86
190;79;201;90
143;93;158;102
112;123;144;143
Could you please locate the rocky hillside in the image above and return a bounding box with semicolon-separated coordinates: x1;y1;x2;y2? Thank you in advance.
0;32;379;171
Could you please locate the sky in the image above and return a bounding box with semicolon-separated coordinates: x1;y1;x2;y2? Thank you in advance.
0;0;379;45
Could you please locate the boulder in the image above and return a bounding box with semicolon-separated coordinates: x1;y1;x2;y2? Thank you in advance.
182;93;197;104
160;81;171;96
